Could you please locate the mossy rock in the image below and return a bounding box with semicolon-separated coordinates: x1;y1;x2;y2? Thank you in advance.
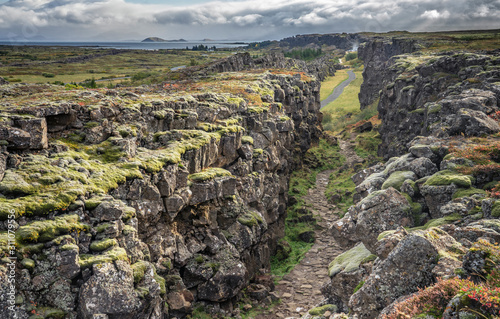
188;167;232;182
238;211;264;227
492;201;500;218
382;171;416;191
78;246;129;268
131;260;149;284
241;135;254;145
309;304;337;316
89;238;117;252
328;243;373;277
424;170;473;188
452;187;487;199
16;214;89;244
410;213;462;231
21;258;35;270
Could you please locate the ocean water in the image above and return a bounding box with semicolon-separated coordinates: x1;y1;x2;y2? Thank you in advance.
0;41;248;50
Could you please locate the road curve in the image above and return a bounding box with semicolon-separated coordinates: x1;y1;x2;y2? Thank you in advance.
320;70;356;109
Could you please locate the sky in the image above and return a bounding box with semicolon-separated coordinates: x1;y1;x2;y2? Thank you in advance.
0;0;499;41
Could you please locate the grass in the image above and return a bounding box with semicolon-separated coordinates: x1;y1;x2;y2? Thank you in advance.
0;46;237;84
321;70;364;132
320;69;350;101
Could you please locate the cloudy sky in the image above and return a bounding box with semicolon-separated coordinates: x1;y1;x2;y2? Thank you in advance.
0;0;499;41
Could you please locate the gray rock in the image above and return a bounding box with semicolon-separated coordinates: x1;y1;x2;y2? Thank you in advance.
408;157;438;178
420;184;457;219
332;188;413;254
78;261;141;319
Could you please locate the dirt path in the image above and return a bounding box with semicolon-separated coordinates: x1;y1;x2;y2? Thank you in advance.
257;170;343;318
338;137;364;168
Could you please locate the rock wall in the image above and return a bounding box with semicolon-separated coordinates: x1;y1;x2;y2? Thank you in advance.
279;33;362;51
322;37;500;318
0;60;322;318
357;37;420;110
358;37;500;159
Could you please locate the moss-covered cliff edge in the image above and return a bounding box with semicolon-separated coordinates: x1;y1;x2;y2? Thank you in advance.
0;53;327;318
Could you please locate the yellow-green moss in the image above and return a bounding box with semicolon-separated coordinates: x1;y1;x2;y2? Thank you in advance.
241;135;254;145
492;201;500;218
89;238;117;252
424;170;473;188
78;246;129;268
238;211;264;227
16;214;89;244
328;243;372;277
452;188;487;199
21;258;35;270
131;260;149;284
309;304;337;316
382;171;416;191
188;168;233;182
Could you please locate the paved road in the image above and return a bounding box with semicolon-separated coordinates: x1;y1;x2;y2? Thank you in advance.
320;70;356;109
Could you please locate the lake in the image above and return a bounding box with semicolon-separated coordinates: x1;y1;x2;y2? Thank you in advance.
0;41;249;50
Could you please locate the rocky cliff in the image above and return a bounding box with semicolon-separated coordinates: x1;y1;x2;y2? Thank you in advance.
321;37;500;318
0;55;323;318
279;33;362;51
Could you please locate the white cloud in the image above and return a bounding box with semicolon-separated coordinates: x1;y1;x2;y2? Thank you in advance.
0;0;498;41
420;9;450;19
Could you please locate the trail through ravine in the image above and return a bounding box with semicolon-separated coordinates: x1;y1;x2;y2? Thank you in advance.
256;169;343;318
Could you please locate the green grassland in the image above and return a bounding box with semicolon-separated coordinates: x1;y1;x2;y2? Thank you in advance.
320;69;350;101
0;46;238;85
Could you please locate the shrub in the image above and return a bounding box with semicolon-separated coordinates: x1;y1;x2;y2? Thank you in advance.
42;72;55;78
345;52;358;61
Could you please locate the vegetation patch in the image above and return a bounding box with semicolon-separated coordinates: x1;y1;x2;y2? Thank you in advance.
188;168;233;182
78;246;129;268
309;304;337;316
16;214;89;244
424;170;473;188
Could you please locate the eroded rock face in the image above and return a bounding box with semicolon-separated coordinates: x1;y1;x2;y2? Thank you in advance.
0;54;327;318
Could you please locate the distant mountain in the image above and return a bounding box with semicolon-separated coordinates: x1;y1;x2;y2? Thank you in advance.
141;37;187;43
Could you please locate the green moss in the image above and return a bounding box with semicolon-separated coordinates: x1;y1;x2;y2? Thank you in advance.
131;261;149;284
452;188;487;199
353;280;365;294
0;171;36;195
60;244;79;251
424;170;473;188
253;148;264;157
21;258;35;270
409;108;425;114
89;238;117;252
491;201;500;218
428;103;442;114
241;135;254;145
188;168;233;182
154;273;166;295
78;246;129;268
238;211;264;227
95;223;111;233
84;121;99;128
410;213;463;231
309;304;337;316
328;243;372;277
402;193;423;216
382;171;416;191
16;214;89;244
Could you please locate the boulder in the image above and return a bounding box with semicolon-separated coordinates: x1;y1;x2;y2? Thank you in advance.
78;261;142;319
322;243;373;312
349;228;465;319
332;188;413;254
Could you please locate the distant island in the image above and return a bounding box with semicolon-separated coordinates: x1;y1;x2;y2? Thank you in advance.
141;37;187;43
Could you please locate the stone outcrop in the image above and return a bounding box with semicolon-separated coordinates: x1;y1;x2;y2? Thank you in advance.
0;55;323;318
322;36;500;319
